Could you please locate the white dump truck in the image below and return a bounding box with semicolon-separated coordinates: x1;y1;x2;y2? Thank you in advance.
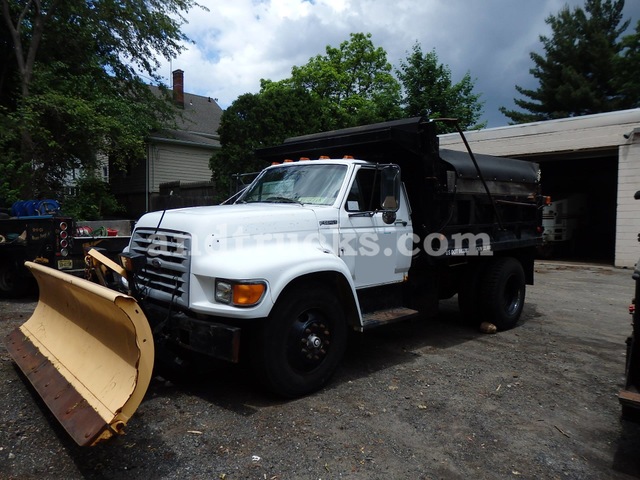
6;117;544;445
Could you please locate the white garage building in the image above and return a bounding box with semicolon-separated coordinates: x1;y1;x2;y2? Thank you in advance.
439;109;640;268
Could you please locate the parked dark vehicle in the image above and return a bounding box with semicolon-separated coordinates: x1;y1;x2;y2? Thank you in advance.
0;206;131;297
620;190;640;420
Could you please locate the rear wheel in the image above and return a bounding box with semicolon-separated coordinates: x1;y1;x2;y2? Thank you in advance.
480;257;525;330
254;284;348;397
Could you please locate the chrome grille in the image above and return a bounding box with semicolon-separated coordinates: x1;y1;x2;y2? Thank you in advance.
130;228;191;307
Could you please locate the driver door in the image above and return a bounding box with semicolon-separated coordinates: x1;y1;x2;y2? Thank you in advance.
338;165;412;288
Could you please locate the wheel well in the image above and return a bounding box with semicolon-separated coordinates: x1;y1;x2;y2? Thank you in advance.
450;249;534;296
274;272;360;329
495;250;535;285
461;250;534;285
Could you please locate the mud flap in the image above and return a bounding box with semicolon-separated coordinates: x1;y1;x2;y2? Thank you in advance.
5;262;154;446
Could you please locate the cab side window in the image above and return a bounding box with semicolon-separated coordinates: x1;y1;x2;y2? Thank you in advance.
346;168;379;212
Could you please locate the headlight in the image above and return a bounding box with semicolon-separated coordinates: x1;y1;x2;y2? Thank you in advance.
215;279;266;307
215;280;233;304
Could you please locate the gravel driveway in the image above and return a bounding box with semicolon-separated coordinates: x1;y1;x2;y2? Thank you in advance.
1;261;640;479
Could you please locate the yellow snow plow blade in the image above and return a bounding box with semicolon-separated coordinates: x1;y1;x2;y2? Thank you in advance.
5;261;154;446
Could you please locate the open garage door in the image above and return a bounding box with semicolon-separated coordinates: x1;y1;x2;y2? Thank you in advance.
537;155;617;263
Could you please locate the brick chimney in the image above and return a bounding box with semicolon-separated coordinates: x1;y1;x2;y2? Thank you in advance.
172;69;184;108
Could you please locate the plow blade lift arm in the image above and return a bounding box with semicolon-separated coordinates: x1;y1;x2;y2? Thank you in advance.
5;261;154;446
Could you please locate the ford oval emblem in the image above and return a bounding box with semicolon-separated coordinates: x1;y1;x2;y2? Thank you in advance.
151;258;162;268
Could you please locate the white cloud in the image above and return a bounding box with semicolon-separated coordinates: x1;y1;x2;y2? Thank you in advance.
161;0;640;127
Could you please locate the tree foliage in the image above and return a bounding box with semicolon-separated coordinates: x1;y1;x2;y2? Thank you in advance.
61;171;125;221
210;81;327;200
0;0;200;205
397;43;485;132
213;32;488;197
288;32;403;127
501;0;638;123
618;19;640;104
211;32;409;201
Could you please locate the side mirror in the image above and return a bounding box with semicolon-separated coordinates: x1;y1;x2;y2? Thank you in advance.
634;190;640;200
379;165;400;224
379;165;400;211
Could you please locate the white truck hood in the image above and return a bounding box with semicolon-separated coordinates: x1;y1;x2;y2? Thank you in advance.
134;203;323;240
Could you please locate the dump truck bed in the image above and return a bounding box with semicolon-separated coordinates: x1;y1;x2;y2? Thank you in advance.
256;117;542;255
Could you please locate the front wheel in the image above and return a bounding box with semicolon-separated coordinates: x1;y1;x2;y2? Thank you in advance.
480;257;526;330
253;284;348;397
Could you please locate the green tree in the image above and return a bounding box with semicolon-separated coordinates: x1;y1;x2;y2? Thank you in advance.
211;33;403;201
210;81;327;200
0;0;200;203
397;43;485;132
501;0;636;123
61;172;124;221
618;19;640;104
288;32;403;127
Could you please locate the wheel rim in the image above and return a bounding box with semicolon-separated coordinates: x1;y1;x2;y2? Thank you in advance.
503;274;523;317
287;308;332;373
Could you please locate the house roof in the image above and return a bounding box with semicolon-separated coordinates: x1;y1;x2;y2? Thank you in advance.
174;91;223;137
148;86;223;149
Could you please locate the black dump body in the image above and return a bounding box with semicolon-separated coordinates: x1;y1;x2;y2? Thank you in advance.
256;117;542;256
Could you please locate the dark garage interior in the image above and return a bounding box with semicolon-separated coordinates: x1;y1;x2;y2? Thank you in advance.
535;154;618;263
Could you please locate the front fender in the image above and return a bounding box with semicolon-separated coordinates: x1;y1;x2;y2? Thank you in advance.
188;238;361;322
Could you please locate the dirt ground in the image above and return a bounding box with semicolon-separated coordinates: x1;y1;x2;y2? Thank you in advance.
1;261;640;480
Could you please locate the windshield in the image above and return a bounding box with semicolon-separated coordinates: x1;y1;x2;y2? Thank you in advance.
239;163;348;205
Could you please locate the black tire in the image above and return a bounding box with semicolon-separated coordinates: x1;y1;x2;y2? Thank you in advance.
479;257;525;330
625;335;634;377
0;263;29;298
254;284;348;398
621;405;640;423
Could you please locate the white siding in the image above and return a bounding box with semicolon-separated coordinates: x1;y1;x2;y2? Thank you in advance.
149;144;213;192
615;137;640;268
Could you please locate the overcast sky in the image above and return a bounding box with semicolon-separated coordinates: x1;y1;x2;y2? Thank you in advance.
160;0;640;128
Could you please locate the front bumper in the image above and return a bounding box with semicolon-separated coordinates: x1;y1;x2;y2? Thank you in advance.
142;301;242;363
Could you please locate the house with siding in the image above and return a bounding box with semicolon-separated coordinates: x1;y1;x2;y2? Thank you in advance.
110;70;222;219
